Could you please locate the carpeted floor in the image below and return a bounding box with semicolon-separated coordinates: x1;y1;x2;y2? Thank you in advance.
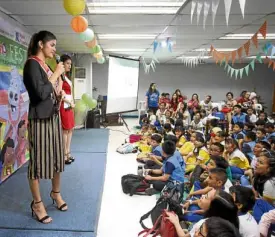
0;129;109;237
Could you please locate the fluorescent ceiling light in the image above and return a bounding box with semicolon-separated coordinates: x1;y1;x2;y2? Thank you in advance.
104;48;145;52
219;33;275;40
193;48;237;52
88;7;179;14
87;2;184;7
98;34;156;40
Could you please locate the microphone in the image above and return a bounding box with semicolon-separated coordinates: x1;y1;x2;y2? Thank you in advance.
55;54;65;81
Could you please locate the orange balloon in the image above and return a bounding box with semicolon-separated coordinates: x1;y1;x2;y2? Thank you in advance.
85;38;97;48
71;16;88;33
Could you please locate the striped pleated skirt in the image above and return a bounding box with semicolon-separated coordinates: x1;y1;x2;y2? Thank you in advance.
27;114;64;180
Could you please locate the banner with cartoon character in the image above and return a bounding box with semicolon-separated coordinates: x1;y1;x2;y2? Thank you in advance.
0;33;29;184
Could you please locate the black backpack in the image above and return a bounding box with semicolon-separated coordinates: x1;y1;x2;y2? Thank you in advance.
140;181;184;230
121;174;150;196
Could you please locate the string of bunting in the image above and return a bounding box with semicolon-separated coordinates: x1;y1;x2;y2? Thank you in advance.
179;50;207;68
141;57;159;74
63;0;105;64
191;0;247;28
223;53;263;79
210;21;267;64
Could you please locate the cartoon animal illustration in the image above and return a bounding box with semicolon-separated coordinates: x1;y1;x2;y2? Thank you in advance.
8;66;21;113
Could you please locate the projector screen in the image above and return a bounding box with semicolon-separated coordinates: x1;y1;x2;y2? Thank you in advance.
106;56;140;114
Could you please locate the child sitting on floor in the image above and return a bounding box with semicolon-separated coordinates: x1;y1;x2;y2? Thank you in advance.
174;126;187;148
144;140;185;195
224;138;250;180
229;186;259;237
181;168;228;223
241;131;256;161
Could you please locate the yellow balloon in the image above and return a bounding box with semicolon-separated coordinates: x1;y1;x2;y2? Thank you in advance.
93;51;103;59
63;0;86;16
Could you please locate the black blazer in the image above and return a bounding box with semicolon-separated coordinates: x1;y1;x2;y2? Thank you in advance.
23;59;56;119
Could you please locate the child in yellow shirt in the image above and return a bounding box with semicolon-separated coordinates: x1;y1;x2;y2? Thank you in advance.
174;126;187;148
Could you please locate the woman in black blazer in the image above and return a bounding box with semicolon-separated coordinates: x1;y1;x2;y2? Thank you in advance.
23;31;67;224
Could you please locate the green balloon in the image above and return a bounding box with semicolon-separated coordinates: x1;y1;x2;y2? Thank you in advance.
75;100;87;113
81;93;91;104
97;57;105;64
91;45;101;54
87;99;97;109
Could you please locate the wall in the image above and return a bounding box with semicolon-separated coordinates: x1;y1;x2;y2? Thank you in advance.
93;63;275;113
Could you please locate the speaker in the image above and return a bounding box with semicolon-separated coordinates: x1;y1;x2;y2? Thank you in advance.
86;109;100;128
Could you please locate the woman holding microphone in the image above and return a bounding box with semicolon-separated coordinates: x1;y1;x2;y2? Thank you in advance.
23;31;67;224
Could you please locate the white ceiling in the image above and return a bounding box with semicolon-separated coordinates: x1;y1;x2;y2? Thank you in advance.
0;0;275;63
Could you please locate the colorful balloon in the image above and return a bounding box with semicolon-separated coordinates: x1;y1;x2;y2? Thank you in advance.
88;99;97;109
97;57;105;64
93;51;103;59
91;45;101;54
85;38;97;48
63;0;86;16
71;16;88;33
75;100;87;113
79;28;95;42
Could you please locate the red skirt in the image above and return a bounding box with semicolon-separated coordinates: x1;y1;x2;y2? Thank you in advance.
60;102;75;130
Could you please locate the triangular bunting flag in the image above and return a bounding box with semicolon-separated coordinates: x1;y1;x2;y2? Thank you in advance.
238;0;246;18
245;65;249;76
252;33;258;48
240;68;244;78
244;40;250;56
264;57;269;65
231;51;237;64
271;46;275;57
191;0;197;23
230;68;235;77
250;60;255;71
227;65;231;74
256;54;263;64
224;0;233;26
235;69;239;79
268;60;273;68
237;47;243;59
197;0;203;25
203;1;211;29
273;61;275;71
212;0;220;26
259;21;267;39
225;54;230;64
210;45;214;54
224;63;228;70
263;44;269;55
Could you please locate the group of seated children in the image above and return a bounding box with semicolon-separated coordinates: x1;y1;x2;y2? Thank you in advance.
131;107;275;236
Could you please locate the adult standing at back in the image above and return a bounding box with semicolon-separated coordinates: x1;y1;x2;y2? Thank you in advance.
23;31;68;224
145;83;159;114
60;54;75;165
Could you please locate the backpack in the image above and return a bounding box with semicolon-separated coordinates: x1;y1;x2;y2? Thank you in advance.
116;143;137;154
121;174;150;196
138;210;178;237
129;134;142;143
139;181;184;231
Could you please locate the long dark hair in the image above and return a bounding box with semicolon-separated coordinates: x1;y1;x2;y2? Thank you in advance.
27;31;56;57
253;150;275;196
148;83;156;94
60;54;72;78
0;138;15;164
205;190;239;229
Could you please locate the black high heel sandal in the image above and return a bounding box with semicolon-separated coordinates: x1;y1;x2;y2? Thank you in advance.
30;200;52;224
50;191;68;211
67;152;75;162
65;154;72;165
